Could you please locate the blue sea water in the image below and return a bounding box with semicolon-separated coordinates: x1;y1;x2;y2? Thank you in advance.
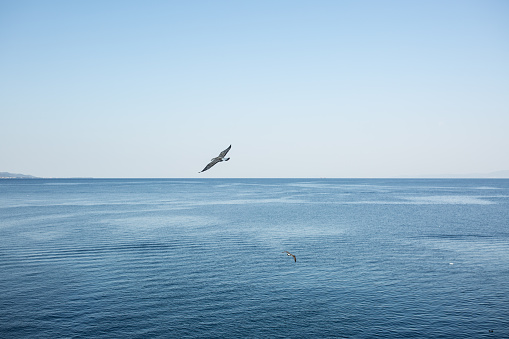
1;178;508;338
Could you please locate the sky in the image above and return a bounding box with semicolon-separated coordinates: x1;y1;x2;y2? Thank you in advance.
1;0;508;178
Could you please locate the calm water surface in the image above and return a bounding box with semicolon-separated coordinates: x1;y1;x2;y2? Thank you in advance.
1;179;508;338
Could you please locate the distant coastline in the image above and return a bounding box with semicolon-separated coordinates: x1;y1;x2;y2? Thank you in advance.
0;172;39;179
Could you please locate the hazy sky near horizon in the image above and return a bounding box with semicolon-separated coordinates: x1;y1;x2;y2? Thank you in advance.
1;0;508;178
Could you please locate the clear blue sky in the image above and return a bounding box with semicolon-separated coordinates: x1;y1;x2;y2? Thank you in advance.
1;0;508;178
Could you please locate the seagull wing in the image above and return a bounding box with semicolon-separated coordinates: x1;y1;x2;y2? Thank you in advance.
282;251;296;262
218;145;231;158
199;158;220;173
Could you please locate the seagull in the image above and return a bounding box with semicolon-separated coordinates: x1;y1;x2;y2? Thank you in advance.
199;145;231;173
282;251;296;262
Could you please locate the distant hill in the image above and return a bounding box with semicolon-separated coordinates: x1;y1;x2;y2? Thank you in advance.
0;172;39;179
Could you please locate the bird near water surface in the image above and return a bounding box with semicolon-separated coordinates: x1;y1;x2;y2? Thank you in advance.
199;145;231;173
283;251;296;262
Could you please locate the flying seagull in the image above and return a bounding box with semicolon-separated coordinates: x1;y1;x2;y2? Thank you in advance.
199;145;231;173
282;251;296;262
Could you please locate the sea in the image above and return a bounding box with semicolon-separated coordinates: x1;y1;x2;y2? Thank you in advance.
1;178;508;338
